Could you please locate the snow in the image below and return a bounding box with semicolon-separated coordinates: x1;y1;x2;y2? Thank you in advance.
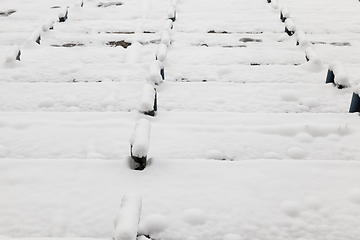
285;18;296;32
182;208;208;226
130;119;151;158
328;61;350;87
1;0;360;239
305;47;322;65
5;44;20;62
42;19;55;31
160;31;171;47
148;60;163;85
163;19;173;31
25;28;42;46
58;6;68;20
114;193;142;240
156;43;167;62
139;214;169;235
296;29;311;48
167;6;176;20
140;83;156;113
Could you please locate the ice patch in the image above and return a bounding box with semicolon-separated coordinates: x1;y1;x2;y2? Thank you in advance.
280;201;302;217
182;208;207;225
205;150;224;160
262;151;281;159
139;214;169;235
295;133;313;143
286;147;307;159
38;98;55;108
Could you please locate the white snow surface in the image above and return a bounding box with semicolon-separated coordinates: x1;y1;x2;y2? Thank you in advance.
1;0;360;239
329;61;350;87
130;118;151;158
114;193;142;240
140;83;156;113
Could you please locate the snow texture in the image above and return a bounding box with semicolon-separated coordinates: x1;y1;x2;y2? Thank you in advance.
329;61;350;87
281;7;290;18
156;44;168;62
271;0;278;9
42;19;54;31
285;18;296;32
26;29;42;45
58;6;68;19
5;45;20;63
114;193;142;240
140;84;156;113
130;119;151;158
148;60;163;85
167;6;176;19
164;19;174;31
161;31;171;47
305;47;322;65
296;30;311;47
1;0;360;239
171;0;177;7
139;214;169;235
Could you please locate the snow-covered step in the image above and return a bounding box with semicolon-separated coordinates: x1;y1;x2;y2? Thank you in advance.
306;43;360;65
149;112;360;161
0;112;359;160
0;82;351;113
0;61;149;82
0;82;142;112
157;82;352;113
166;44;304;65
171;31;295;48
37;20;162;36
1;158;360;240
0;44;156;82
0;112;137;159
276;0;360;34
164;63;326;83
39;31;161;48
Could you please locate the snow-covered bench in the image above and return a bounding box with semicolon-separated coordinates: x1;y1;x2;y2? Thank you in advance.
326;61;350;89
114;193;142;240
130;119;151;170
